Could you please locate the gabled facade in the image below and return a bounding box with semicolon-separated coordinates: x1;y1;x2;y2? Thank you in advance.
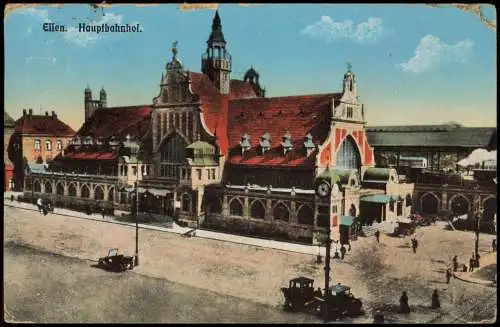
25;10;413;244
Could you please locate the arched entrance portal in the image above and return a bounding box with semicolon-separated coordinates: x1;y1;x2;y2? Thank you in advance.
420;193;439;215
483;197;497;222
450;195;469;217
336;136;361;173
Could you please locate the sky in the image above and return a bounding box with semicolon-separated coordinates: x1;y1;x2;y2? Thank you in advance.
4;4;497;131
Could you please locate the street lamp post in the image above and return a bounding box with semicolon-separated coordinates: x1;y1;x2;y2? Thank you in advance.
474;209;483;262
134;161;140;267
323;235;332;323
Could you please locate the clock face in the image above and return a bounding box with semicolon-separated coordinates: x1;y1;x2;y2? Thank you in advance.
316;182;330;198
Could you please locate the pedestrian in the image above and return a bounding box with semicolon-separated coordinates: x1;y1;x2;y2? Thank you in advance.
476;253;481;268
431;289;441;309
411;238;418;254
375;230;380;243
314;287;323;298
10;194;14;202
348;242;351;252
399;291;410;314
492;239;497;252
445;268;452;284
101;207;105;219
452;255;458;272
333;250;340;259
340;245;347;260
373;310;385;323
36;198;44;214
469;257;474;272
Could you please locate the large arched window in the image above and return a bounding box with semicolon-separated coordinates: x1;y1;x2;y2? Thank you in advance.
250;201;265;219
229;199;243;216
336;136;361;171
182;194;191;212
483;197;497;222
273;203;290;222
94;186;104;200
44;182;52;194
68;183;77;197
81;185;90;199
450;195;469;216
297;205;314;225
160;132;187;163
56;183;65;195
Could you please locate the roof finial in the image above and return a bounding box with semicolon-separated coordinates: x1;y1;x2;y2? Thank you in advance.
347;62;352;72
172;40;178;58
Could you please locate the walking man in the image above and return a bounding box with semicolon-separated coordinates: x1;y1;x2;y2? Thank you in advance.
445;268;452;284
340;245;347;260
36;197;44;214
431;289;441;309
411;238;418;254
452;255;458;272
469;256;475;272
492;239;497;252
375;230;380;243
399;291;410;314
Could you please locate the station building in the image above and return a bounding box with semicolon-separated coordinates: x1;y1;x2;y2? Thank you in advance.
23;10;417;244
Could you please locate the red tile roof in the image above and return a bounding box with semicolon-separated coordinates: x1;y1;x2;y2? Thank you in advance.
229;79;257;99
190;72;229;155
77;106;152;139
226;93;340;167
62;151;117;161
15;114;75;136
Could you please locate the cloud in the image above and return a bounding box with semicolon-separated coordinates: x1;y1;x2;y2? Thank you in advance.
64;12;124;47
301;16;385;43
397;35;474;74
25;56;57;66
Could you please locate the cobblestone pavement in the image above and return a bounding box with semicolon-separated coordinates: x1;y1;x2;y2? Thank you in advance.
4;203;497;323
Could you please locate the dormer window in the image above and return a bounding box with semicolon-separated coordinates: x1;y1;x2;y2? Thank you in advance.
73;137;81;145
281;131;293;155
303;133;315;156
84;137;93;145
259;132;271;155
239;133;251;155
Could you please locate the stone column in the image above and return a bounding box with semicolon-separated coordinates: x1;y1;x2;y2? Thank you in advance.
266;199;272;221
243;196;250;218
104;184;109;202
76;182;81;197
290;200;297;225
441;187;448;211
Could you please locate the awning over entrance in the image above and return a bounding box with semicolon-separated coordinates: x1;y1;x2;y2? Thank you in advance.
340;216;355;226
360;194;397;204
121;187;171;196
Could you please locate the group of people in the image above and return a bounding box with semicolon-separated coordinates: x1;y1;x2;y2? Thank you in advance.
36;198;52;216
373;289;441;323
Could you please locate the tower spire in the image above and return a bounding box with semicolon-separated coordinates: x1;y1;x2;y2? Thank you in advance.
172;40;178;59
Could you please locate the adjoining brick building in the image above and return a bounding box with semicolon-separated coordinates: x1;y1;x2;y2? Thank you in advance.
24;11;414;244
4;112;16;191
9;109;75;191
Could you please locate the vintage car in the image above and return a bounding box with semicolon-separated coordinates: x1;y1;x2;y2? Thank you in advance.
281;277;318;312
316;284;364;320
97;248;134;272
281;277;364;321
392;219;417;237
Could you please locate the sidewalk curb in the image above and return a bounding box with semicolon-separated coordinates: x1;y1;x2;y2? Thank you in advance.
453;272;496;286
5;203;321;256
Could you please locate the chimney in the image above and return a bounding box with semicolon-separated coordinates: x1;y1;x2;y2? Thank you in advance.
23;109;27;116
28;108;33;117
51;111;57;119
45;111;49;117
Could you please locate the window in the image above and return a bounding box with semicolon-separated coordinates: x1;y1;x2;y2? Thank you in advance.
206;169;211;180
34;139;41;151
347;106;353;119
197;169;202;180
132;166;137;176
84;137;93;145
56;140;63;151
45;140;52;151
211;169;216;180
187;169;191;180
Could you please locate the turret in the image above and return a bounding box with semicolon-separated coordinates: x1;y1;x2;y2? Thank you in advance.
99;87;107;108
201;10;232;95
